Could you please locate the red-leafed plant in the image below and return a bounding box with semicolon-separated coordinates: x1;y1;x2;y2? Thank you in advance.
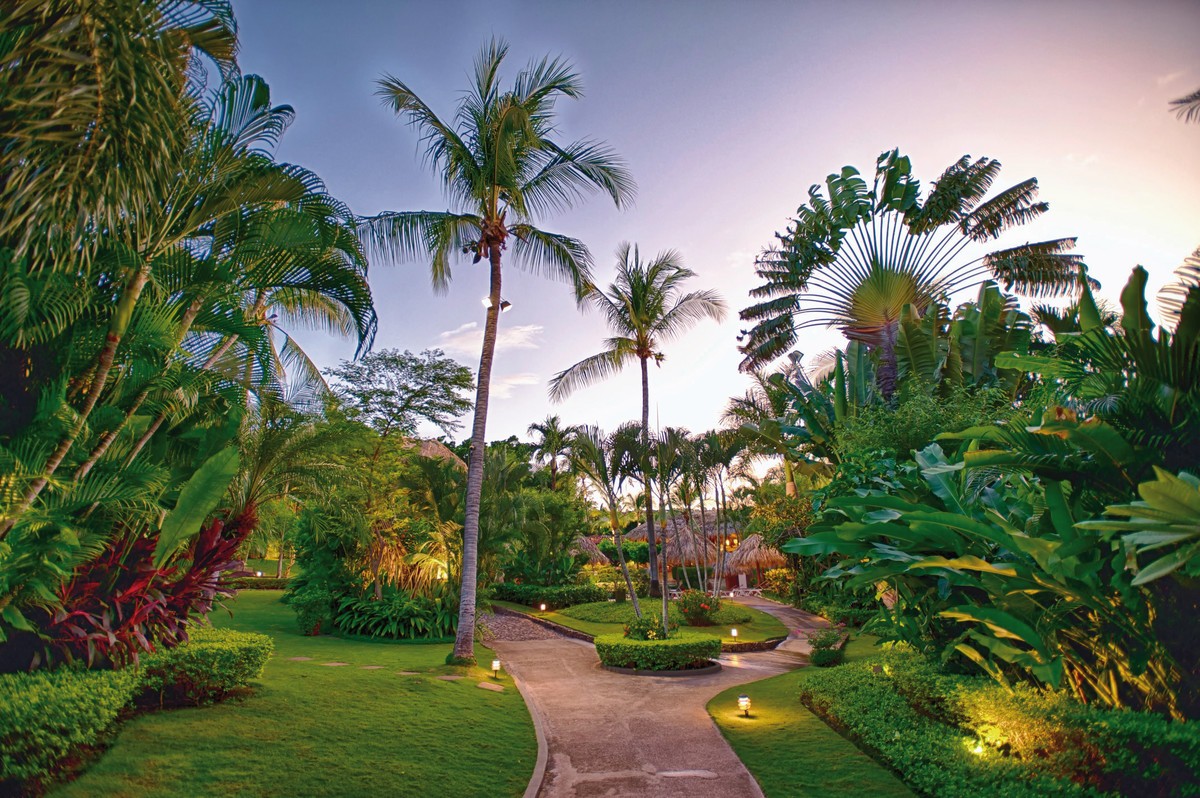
35;516;251;668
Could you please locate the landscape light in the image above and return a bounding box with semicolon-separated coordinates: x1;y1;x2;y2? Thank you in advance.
738;694;751;717
481;296;492;308
255;571;263;577
972;741;984;756
492;659;501;678
540;603;547;612
731;628;738;639
500;300;512;312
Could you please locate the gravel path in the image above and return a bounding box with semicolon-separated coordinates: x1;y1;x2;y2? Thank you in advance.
479;611;566;642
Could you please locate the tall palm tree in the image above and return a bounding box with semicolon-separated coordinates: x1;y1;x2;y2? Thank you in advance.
739;149;1084;396
360;39;635;660
527;415;578;490
549;243;726;596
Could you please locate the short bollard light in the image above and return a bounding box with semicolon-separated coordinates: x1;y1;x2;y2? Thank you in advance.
730;628;738;640
539;603;547;612
492;659;501;678
738;694;751;717
255;571;263;577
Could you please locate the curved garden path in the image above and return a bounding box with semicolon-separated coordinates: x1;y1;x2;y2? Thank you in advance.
488;597;826;798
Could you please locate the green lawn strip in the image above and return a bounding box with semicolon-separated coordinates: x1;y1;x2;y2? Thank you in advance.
493;599;788;643
708;635;914;798
53;591;535;798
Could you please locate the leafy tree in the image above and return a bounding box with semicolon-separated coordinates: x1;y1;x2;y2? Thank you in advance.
327;349;474;438
550;243;726;597
739;149;1083;396
361;39;634;662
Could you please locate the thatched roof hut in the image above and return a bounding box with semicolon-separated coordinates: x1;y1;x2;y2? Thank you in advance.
726;533;787;573
661;532;718;566
403;439;467;471
625;516;739;542
569;536;609;565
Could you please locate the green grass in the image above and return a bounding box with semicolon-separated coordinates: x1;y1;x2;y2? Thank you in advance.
494;599;789;643
708;635;914;797
53;591;535;798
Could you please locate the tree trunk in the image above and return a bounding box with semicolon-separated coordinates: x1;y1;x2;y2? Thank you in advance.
697;481;710;595
611;512;641;618
451;245;503;662
658;486;670;636
641;356;660;598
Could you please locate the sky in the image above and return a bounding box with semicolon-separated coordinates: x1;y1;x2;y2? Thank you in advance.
233;0;1200;442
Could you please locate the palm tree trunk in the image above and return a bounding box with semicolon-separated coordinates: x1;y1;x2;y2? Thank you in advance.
658;486;670;636
452;246;503;662
697;482;710;595
640;356;660;598
611;516;641;618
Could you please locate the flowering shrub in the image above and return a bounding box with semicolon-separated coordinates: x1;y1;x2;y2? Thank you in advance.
623;614;677;640
676;589;720;626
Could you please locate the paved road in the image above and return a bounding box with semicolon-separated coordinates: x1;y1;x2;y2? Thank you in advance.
490;598;825;798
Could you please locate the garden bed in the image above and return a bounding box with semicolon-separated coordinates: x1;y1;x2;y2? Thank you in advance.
594;630;722;672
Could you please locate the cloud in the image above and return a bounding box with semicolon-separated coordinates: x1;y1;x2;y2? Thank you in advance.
490;372;540;399
1157;69;1187;86
436;322;545;354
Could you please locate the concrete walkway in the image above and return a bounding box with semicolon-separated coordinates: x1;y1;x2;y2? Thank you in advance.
490;597;825;798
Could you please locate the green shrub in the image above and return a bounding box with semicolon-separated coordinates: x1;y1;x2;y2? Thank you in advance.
222;575;290;590
623;613;677;640
0;668;138;786
807;627;847;667
800;649;1200;797
333;590;456;640
139;628;274;706
800;593;878;626
676;589;720;625
289;584;333;635
490;581;607;609
557;600;753;627
595;630;721;671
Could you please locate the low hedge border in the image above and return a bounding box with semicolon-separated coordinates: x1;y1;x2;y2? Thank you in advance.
0;627;273;793
139;628;274;707
799;649;1200;797
0;668;139;788
490;582;608;610
222;576;290;591
594;631;721;672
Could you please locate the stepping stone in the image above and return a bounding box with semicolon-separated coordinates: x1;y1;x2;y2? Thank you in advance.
320;662;350;667
661;770;718;779
287;656;313;661
396;671;418;676
477;682;504;692
360;665;384;670
436;674;464;681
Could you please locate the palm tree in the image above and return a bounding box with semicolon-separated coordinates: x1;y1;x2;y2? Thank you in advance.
549;243;726;596
360;40;634;661
739;149;1084;396
527;415;578;490
567;426;642;617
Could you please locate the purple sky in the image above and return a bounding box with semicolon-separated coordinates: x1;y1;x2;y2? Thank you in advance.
234;0;1200;441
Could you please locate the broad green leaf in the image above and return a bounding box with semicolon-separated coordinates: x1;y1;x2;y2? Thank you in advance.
154;447;240;568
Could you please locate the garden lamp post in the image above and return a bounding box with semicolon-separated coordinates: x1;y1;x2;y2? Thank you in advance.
492;659;501;679
738;694;751;717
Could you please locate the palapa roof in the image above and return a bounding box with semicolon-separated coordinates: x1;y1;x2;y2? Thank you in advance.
403;438;467;471
726;533;787;572
569;536;609;565
625;515;739;542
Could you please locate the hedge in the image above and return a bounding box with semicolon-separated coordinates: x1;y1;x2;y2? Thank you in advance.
799;649;1200;797
139;628;274;706
222;575;290;590
594;630;721;671
0;668;139;787
491;582;607;609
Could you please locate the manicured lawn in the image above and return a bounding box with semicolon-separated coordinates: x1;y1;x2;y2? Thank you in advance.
494;598;789;643
53;591;535;798
708;635;914;797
